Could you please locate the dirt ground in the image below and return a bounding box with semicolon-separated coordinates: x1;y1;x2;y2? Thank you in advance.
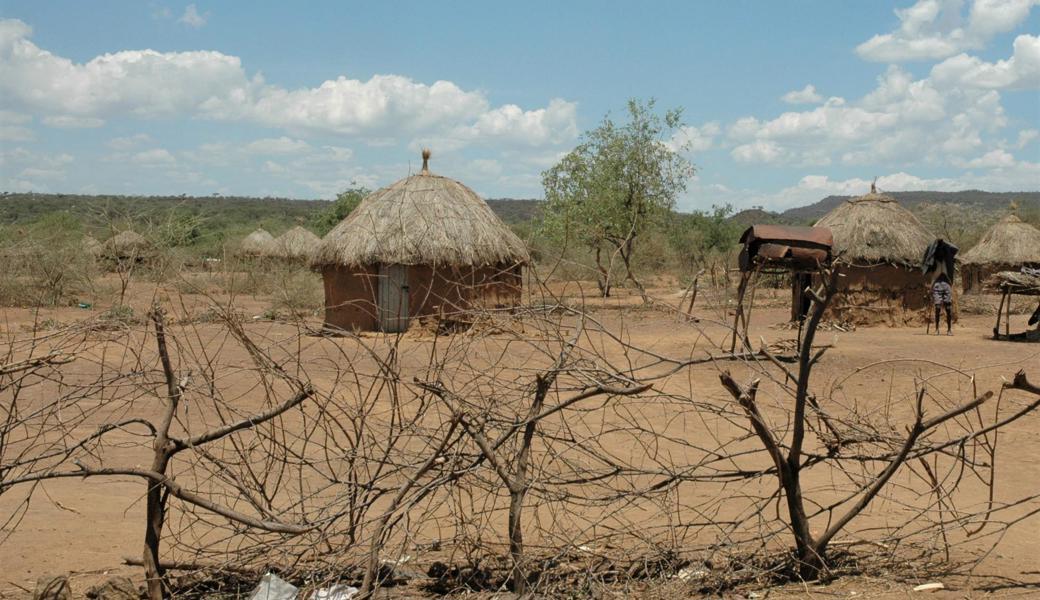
1;277;1038;599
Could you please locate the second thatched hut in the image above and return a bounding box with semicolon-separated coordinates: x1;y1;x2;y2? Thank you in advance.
103;230;151;262
814;189;935;325
270;226;321;262
239;228;275;257
959;214;1040;293
311;151;529;332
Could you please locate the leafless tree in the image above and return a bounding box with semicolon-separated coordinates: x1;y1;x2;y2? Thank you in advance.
716;265;1040;580
2;274;1038;600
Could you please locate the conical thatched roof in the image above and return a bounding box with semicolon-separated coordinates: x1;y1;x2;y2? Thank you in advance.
271;226;321;260
815;191;934;267
960;214;1040;266
105;230;150;255
313;152;530;268
240;228;275;256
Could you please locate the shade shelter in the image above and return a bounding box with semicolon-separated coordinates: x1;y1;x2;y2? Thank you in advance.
987;270;1040;342
959;214;1040;294
270;226;321;262
731;225;833;351
239;228;275;257
311;151;530;333
814;188;935;326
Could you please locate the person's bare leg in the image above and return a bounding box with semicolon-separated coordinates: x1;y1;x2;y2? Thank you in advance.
935;305;941;334
945;303;953;335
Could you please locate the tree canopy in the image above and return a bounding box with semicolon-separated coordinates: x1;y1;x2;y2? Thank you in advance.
541;99;695;297
310;187;371;236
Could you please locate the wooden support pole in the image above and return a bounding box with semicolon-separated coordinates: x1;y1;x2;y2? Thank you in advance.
730;271;751;353
1006;291;1012;337
994;290;1006;338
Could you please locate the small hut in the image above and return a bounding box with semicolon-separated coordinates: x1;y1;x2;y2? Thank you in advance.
959;214;1040;293
312;150;529;332
239;228;275;257
104;230;151;262
270;226;321;262
814;188;935;325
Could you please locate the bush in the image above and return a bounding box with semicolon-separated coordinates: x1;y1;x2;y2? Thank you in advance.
0;214;99;307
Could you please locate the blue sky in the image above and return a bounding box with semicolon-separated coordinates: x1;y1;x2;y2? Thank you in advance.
1;0;1037;211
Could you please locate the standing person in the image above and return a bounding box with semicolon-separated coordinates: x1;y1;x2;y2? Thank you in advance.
931;272;954;335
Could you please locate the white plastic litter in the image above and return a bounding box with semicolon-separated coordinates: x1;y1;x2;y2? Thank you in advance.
912;582;945;592
673;567;708;581
308;584;359;600
248;573;298;600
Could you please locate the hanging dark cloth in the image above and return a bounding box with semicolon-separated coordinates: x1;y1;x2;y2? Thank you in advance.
922;238;958;275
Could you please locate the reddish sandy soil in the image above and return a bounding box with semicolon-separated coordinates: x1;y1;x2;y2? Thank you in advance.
1;278;1038;599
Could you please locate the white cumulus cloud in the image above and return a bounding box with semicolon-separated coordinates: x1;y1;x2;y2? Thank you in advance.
668;122;720;153
0;18;577;152
930;34;1040;89
856;0;1038;62
42;115;105;128
107;133;153;150
132;148;176;165
243;137;311;154
723;63;1013;168
781;84;823;104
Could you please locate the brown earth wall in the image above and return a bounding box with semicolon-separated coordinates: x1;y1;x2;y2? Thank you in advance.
321;263;522;331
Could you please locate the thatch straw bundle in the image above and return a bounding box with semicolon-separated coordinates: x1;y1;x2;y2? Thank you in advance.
313;154;529;268
986;270;1040;296
960;214;1040;267
271;226;321;260
815;192;934;267
239;228;275;256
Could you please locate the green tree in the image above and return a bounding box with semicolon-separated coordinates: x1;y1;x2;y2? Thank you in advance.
666;204;739;273
311;187;371;235
154;209;204;248
541;99;695;299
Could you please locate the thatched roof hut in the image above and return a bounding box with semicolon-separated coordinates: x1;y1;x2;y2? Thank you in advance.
813;189;937;326
815;191;933;267
313;165;529;269
271;226;321;261
960;214;1040;293
314;150;529;332
239;228;275;257
104;230;150;260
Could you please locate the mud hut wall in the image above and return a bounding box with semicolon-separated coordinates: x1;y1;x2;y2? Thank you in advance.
822;264;934;326
321;265;379;331
406;263;522;320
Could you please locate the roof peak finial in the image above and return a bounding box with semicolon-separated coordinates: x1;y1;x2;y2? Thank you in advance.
870;176;877;194
421;148;431;174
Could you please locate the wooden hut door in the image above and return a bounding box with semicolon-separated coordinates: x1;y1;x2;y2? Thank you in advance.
379;264;409;332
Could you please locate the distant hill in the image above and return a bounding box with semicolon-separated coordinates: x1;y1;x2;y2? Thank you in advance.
2;189;1035;237
728;208;788;228
0;192;544;228
779;190;1040;224
484;198;543;224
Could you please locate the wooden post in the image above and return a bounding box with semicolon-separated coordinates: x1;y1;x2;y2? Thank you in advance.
742;266;763;352
994;289;1007;338
730;271;751;353
1006;290;1012;337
